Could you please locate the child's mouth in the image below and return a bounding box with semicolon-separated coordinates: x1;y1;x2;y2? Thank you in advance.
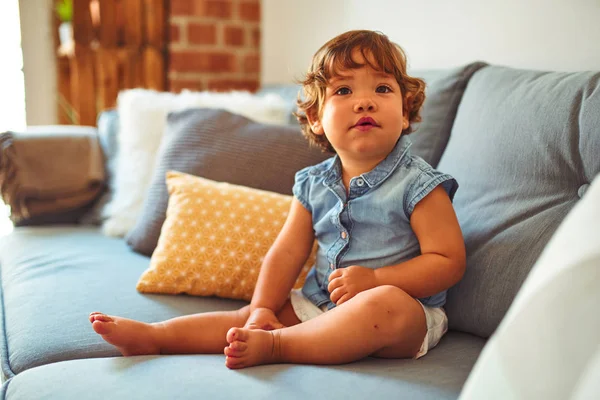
355;124;375;131
353;117;379;131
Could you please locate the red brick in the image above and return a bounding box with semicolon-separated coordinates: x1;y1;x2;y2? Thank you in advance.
188;23;217;45
251;27;260;48
169;79;204;93
239;1;260;21
170;50;237;73
207;79;259;92
243;53;260;74
172;0;233;18
170;24;181;43
224;26;244;46
171;0;192;16
203;0;233;18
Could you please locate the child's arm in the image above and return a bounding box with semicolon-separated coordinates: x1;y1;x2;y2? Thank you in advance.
250;198;315;313
328;186;466;305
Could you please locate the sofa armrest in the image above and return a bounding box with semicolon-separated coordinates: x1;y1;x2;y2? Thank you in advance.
0;125;106;226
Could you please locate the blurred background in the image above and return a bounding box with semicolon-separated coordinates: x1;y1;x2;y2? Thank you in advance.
1;0;599;236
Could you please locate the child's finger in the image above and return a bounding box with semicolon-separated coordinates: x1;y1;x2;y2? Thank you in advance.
328;276;343;292
327;276;343;293
328;269;342;281
336;293;352;305
329;287;346;304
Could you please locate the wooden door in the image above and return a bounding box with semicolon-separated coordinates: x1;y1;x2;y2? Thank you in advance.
55;0;168;125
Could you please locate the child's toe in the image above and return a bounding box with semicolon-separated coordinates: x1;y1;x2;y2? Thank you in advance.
92;314;112;322
226;328;249;344
224;346;239;357
225;356;245;369
224;341;248;357
230;341;248;352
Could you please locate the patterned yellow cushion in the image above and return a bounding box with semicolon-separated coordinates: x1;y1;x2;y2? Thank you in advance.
136;171;317;301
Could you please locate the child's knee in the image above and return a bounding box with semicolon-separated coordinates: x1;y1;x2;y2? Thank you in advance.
362;285;408;304
359;286;418;316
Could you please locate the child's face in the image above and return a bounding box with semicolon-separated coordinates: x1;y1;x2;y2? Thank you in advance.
309;49;409;163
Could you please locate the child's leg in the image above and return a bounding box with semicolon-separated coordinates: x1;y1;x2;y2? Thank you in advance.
224;285;427;369
90;301;301;357
89;306;252;356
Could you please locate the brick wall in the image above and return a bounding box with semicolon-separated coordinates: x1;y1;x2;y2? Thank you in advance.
169;0;261;93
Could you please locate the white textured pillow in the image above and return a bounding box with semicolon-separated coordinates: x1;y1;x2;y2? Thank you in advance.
459;175;600;400
101;89;290;237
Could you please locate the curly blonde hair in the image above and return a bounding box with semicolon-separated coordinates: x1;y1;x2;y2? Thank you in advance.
295;30;426;153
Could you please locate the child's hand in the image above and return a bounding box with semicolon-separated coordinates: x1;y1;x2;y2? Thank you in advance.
245;307;284;331
327;266;378;305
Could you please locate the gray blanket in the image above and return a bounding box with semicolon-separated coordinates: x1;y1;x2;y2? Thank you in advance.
0;128;105;223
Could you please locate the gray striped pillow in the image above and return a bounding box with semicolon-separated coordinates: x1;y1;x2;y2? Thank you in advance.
126;108;330;256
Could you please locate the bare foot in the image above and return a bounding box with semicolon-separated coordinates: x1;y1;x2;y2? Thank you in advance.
89;312;162;356
224;328;282;369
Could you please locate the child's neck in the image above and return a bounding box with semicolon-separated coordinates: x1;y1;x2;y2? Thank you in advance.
339;155;384;191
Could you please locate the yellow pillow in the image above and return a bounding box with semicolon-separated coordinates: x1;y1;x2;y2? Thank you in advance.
136;171;317;301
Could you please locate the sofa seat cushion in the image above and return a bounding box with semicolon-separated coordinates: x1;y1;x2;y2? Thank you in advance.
0;226;247;377
1;332;485;400
0;226;485;397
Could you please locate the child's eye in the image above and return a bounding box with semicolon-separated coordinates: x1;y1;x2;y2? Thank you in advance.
376;85;392;93
335;87;351;95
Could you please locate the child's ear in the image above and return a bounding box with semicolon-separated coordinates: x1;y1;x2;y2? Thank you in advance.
306;110;325;135
402;116;410;130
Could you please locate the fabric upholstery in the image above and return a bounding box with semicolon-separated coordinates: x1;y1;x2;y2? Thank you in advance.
409;62;487;167
1;332;484;400
125;108;329;256
0;226;485;398
0;127;104;224
459;174;600;399
137;172;316;301
101;89;291;238
439;65;600;338
82;110;120;224
0;226;246;378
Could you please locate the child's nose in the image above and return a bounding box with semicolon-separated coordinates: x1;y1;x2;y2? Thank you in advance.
353;98;376;113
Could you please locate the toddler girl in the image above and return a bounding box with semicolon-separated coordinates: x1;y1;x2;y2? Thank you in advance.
90;30;466;369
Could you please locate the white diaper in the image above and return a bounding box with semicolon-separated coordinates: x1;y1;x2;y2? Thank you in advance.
289;289;448;359
289;289;328;322
414;302;448;359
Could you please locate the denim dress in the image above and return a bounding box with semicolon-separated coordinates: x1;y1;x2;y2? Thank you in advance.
293;136;458;310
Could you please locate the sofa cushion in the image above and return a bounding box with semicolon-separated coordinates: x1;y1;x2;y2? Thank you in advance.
82;110;120;224
439;66;600;338
101;90;292;239
0;226;486;398
136;171;316;301
459;174;600;399
409;62;487;167
1;332;485;400
0;226;246;378
125;108;329;257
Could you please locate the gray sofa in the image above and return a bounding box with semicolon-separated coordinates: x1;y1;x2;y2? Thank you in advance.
0;63;598;400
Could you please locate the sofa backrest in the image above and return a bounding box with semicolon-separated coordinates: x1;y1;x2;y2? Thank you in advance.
258;62;487;168
440;65;600;338
80;110;120;224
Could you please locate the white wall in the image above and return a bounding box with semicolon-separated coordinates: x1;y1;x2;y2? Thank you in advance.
0;0;26;132
19;0;57;125
262;0;600;84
